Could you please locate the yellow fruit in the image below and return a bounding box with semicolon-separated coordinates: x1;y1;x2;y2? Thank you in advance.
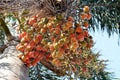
83;6;90;13
52;58;62;67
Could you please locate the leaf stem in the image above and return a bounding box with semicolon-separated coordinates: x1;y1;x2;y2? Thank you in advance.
0;18;13;41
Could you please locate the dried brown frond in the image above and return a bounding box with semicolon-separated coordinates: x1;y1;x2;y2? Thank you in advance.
0;0;79;17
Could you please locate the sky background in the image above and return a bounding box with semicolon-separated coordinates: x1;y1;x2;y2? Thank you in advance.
90;30;120;79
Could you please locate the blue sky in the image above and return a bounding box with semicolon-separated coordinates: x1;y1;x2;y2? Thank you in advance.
90;30;120;78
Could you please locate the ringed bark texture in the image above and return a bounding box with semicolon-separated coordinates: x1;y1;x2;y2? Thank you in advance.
0;45;30;80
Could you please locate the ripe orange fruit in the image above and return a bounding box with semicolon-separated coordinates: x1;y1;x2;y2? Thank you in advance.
55;27;60;35
23;56;31;64
49;44;55;52
81;67;88;73
36;45;43;51
71;38;78;43
83;6;90;13
86;43;92;49
54;51;64;59
80;13;87;20
62;44;69;49
73;42;79;50
75;27;83;33
23;42;28;47
70;33;76;38
67;16;74;21
70;42;79;51
84;59;89;65
83;22;89;28
63;21;73;31
28;17;37;25
41;28;47;33
77;33;84;41
33;23;38;28
57;24;61;28
72;59;78;64
26;41;35;50
66;21;73;27
34;35;43;44
24;34;32;41
26;45;34;51
49;28;55;33
16;44;25;52
86;13;92;20
34;51;40;57
29;40;36;47
36;35;43;41
47;23;53;30
33;15;38;19
18;32;27;39
52;58;62;67
84;31;89;37
27;51;35;58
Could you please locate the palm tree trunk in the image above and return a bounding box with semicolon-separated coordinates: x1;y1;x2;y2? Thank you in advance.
0;45;30;80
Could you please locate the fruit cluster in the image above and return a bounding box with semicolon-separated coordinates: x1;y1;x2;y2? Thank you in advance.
16;6;102;78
